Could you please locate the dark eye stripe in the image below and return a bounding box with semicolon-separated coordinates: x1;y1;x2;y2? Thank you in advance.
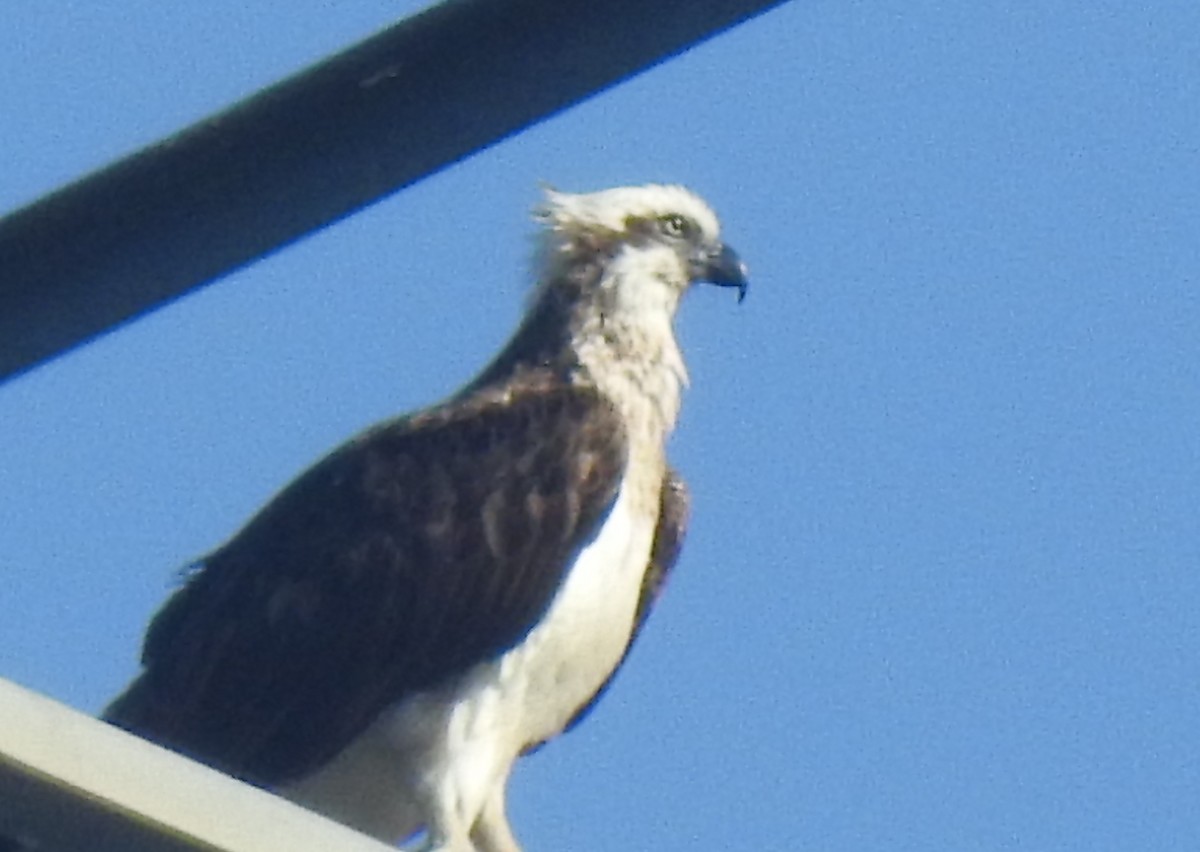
659;214;693;238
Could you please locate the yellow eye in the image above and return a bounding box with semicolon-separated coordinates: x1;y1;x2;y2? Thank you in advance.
658;214;690;238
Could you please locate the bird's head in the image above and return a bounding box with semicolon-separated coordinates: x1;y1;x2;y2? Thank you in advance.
533;184;748;317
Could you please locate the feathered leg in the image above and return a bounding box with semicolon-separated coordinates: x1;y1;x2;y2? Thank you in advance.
469;780;521;852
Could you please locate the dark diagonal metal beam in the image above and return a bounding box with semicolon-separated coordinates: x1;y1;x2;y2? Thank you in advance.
0;0;789;383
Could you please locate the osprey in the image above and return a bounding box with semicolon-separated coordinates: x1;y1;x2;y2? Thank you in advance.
105;184;748;851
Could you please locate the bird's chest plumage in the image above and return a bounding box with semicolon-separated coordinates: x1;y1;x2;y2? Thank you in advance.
280;474;660;843
436;420;667;765
487;474;656;742
283;397;670;844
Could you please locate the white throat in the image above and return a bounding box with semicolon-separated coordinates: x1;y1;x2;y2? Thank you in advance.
567;246;689;435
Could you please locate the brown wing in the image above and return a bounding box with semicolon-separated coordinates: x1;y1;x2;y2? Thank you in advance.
536;467;690;746
104;379;627;787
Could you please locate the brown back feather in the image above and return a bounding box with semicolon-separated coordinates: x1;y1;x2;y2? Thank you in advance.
105;378;627;786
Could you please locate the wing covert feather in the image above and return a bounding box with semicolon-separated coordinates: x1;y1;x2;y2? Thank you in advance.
105;381;627;786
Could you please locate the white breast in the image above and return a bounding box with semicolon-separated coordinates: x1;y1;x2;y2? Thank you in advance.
488;476;654;740
281;474;657;844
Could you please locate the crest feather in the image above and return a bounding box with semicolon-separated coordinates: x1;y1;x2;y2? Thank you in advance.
534;184;721;240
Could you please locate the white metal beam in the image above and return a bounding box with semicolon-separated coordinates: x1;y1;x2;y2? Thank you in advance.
0;678;394;852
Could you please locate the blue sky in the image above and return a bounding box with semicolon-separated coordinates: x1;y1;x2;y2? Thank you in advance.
3;2;1199;849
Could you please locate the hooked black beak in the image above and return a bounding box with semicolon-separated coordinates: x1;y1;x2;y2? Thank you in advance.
693;243;749;303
